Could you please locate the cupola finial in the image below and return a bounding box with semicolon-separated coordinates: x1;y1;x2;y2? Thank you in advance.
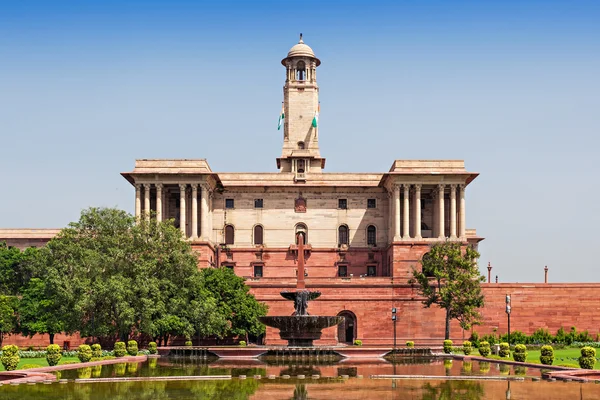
299;33;303;43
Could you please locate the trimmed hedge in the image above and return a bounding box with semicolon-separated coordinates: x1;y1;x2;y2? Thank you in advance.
478;341;491;357
540;345;554;365
185;341;193;347
114;342;127;358
1;345;20;371
148;342;158;355
127;340;138;356
353;340;362;346
499;342;510;358
579;346;596;369
443;340;453;354
77;345;93;363
46;344;62;366
406;341;414;348
513;344;527;362
462;341;472;355
91;344;102;358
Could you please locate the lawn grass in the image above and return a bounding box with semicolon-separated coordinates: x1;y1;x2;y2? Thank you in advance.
524;347;600;369
0;356;80;371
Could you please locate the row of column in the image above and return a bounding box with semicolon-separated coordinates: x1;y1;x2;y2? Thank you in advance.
391;183;466;241
135;183;211;240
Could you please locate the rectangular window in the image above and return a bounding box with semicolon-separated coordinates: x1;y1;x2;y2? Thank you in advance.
338;199;348;210
367;199;376;209
253;265;263;278
367;265;376;277
338;265;348;277
254;199;263;208
225;199;234;209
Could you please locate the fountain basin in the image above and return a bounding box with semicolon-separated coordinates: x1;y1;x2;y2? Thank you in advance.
260;315;344;347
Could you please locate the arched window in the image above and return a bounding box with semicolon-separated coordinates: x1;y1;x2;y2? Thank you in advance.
295;223;308;244
367;225;377;247
296;60;306;81
421;252;435;277
297;159;305;173
297;141;305;149
253;225;264;246
338;225;349;246
224;224;235;245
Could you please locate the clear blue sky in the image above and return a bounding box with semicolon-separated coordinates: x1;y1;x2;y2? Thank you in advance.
1;1;599;282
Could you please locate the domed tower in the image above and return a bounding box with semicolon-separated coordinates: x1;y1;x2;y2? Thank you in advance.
277;34;325;178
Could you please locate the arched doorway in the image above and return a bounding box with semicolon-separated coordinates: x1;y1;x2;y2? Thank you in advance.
337;311;357;344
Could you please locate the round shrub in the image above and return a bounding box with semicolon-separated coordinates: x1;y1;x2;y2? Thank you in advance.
46;344;62;366
148;342;157;354
406;341;414;348
462;341;472;355
353;340;362;346
126;340;138;356
499;342;510;358
540;345;554;365
77;345;92;363
184;340;193;347
91;344;102;358
443;340;453;354
1;344;20;371
478;341;491;357
513;344;527;362
114;342;127;358
579;346;596;369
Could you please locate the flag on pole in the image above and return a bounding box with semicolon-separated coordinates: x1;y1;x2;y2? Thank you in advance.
312;103;320;128
277;103;285;130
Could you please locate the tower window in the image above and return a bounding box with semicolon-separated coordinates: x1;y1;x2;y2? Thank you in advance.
254;199;263;208
296;60;306;81
297;141;305;149
367;199;376;209
224;224;235;245
295;223;308;244
338;199;348;210
254;225;264;245
338;225;349;246
367;225;377;247
225;199;234;209
297;159;305;173
253;265;263;278
338;265;348;277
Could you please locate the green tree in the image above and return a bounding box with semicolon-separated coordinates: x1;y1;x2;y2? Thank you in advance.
0;242;24;295
0;295;18;347
411;242;485;340
200;267;268;342
18;278;65;344
34;207;227;342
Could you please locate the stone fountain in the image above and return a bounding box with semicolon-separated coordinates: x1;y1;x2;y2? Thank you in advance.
259;234;343;347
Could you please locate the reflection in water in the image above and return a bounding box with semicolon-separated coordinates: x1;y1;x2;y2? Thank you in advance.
421;380;485;400
292;384;308;400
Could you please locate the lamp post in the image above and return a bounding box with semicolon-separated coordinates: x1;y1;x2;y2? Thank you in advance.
391;308;397;352
505;294;511;344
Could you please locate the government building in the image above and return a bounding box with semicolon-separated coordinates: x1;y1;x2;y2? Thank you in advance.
2;36;599;347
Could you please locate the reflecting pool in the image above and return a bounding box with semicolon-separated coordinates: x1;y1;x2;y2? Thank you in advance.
2;357;598;399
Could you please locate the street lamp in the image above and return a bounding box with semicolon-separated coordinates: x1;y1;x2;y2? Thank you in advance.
391;308;397;351
505;294;511;344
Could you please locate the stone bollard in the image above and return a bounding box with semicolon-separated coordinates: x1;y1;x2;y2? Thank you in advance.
312;375;320;379
268;375;276;380
297;375;305;379
282;375;290;379
254;375;262;379
238;375;246;380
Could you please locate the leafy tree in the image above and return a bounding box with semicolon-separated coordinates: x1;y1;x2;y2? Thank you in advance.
0;295;18;347
0;242;24;295
33;207;227;342
18;278;65;344
200;267;268;342
411;242;485;339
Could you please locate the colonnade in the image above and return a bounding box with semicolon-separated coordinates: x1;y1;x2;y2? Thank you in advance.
135;182;211;240
391;183;466;241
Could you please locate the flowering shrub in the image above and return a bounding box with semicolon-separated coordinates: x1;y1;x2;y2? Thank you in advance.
1;345;20;371
353;340;362;346
406;341;414;348
540;345;554;365
513;344;527;362
46;344;62;366
148;342;157;354
77;345;92;363
499;342;510;358
579;346;596;369
462;341;472;355
478;341;491;357
126;340;138;356
91;344;102;358
443;340;453;354
114;342;127;358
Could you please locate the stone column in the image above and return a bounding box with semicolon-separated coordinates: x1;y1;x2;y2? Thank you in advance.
450;184;457;239
143;184;151;221
156;184;163;222
135;184;142;219
414;184;422;239
459;184;466;239
200;184;209;241
179;184;187;237
191;184;198;239
438;184;445;239
402;184;410;239
393;185;401;241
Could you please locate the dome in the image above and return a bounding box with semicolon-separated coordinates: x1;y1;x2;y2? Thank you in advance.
282;34;321;66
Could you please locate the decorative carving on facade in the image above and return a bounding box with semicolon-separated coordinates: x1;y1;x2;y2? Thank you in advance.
295;196;307;213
